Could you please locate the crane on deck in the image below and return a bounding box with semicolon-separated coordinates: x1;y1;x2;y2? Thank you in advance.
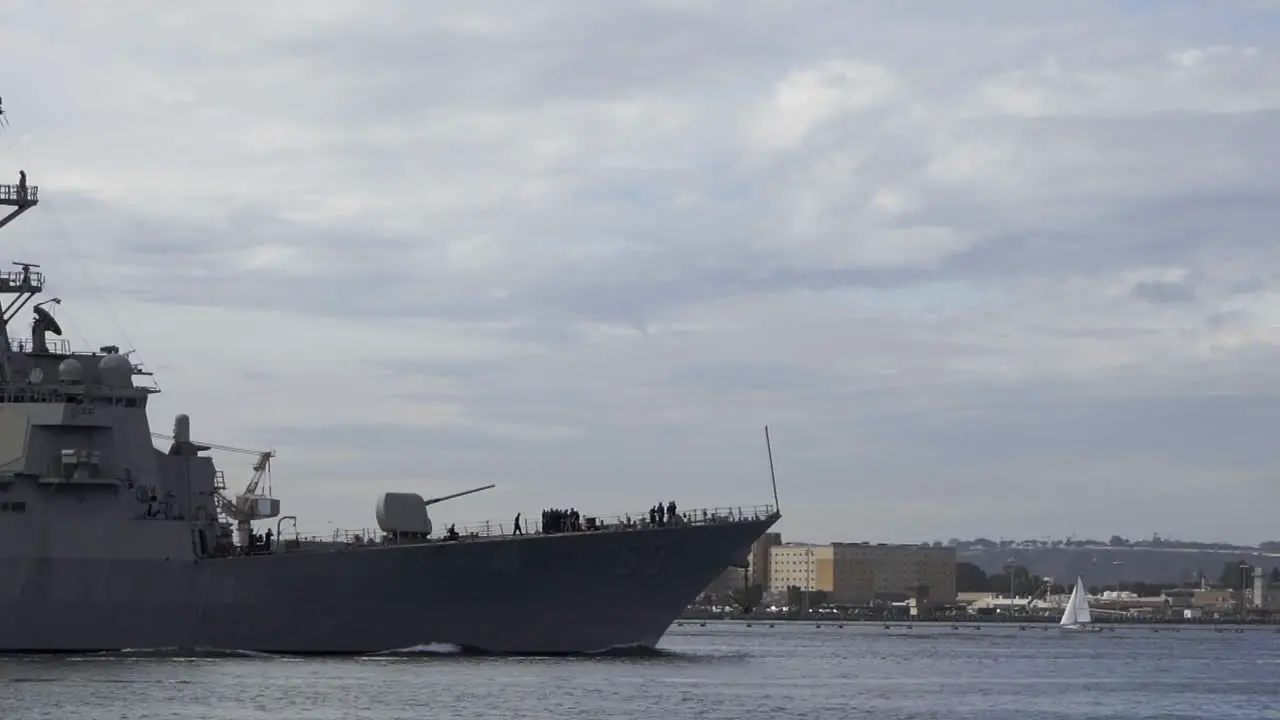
150;432;279;548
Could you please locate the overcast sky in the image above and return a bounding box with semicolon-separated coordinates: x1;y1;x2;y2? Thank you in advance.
2;0;1278;545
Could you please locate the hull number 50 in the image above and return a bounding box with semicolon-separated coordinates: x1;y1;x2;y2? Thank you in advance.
618;545;666;577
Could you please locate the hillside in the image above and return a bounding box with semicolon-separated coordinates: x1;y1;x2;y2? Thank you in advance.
958;545;1280;585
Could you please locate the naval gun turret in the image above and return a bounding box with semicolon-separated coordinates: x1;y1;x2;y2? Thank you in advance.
375;484;496;540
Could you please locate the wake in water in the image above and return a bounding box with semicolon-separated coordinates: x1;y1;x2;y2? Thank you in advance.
366;642;673;659
0;648;283;662
1;644;676;661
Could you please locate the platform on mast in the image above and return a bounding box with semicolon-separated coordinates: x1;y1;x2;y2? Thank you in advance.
0;183;37;232
0;184;37;207
0;266;43;294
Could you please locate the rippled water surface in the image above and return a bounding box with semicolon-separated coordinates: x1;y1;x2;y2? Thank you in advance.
1;623;1278;719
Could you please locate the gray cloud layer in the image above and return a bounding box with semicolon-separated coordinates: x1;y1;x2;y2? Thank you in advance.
2;0;1279;543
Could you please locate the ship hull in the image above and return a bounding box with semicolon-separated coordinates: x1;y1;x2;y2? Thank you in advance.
0;516;776;654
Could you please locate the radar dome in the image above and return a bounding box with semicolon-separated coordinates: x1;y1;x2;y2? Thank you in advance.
57;358;84;384
98;353;133;387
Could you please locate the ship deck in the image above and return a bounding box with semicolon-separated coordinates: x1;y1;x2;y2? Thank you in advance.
258;504;778;556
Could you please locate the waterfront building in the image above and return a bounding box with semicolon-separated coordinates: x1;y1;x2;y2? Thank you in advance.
767;541;957;604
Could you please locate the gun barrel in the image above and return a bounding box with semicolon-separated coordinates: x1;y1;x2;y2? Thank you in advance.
422;483;496;507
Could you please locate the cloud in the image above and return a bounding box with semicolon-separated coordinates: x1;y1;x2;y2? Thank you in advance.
2;0;1279;546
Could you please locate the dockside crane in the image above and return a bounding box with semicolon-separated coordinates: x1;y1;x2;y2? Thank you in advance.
151;432;279;547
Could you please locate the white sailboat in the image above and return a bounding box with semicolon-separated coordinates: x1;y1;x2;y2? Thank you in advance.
1059;576;1094;630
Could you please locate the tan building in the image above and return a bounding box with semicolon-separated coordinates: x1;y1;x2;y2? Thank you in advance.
768;543;829;593
1192;588;1236;614
768;542;957;605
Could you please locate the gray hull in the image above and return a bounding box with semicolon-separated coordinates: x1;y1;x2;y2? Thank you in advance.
0;516;776;654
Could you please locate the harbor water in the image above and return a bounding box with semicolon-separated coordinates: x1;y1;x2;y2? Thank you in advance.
1;622;1277;719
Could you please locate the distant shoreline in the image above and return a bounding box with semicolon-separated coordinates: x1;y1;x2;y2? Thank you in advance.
679;612;1280;627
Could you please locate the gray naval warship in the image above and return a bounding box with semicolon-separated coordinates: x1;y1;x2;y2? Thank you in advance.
0;161;780;654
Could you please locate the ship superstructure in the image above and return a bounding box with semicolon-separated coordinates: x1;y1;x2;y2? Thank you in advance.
0;141;779;654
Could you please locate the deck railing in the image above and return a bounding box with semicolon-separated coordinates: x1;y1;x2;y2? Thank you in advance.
276;504;778;552
9;337;70;355
0;184;38;204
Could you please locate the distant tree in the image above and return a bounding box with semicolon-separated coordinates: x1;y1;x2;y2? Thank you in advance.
1108;535;1130;547
1259;541;1280;552
956;562;988;593
1105;581;1163;597
986;565;1038;596
1144;582;1170;593
1011;566;1037;596
786;586;827;609
1218;561;1253;589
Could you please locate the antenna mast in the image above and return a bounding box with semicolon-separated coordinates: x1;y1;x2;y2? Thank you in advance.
0;122;39;382
764;425;780;513
0;98;39;232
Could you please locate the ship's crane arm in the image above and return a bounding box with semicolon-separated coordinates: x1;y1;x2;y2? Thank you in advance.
151;432;274;458
211;492;238;519
244;451;273;497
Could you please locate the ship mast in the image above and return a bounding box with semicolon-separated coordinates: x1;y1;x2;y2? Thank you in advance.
0;166;40;383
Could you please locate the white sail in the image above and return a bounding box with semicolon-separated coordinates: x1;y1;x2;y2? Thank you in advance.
1072;577;1092;624
1059;576;1091;627
1059;583;1079;626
